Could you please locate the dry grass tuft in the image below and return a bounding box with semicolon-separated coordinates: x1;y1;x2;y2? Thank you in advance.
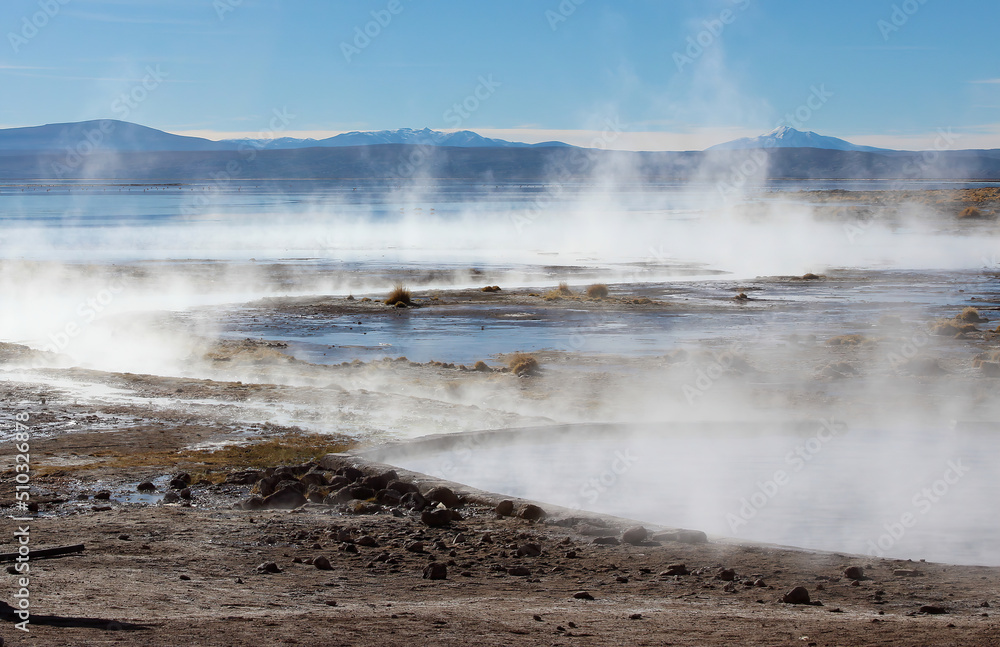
958;307;987;323
931;319;978;336
473;360;490;372
800;273;822;280
385;284;411;306
958;207;985;219
507;352;540;376
586;284;609;299
481;285;502;293
734;292;748;301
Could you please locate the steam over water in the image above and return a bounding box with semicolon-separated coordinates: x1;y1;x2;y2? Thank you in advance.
3;180;1000;565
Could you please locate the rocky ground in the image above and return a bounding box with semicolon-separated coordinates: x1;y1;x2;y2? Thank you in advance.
1;454;998;647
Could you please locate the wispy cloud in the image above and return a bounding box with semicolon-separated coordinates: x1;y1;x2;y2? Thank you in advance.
970;78;1000;84
62;11;206;26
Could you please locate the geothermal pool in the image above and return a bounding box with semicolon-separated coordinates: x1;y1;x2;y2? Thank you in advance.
377;422;999;566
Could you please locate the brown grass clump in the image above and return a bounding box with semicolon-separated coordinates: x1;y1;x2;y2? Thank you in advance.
931;319;978;336
473;360;490;372
800;273;822;280
385;284;411;306
958;207;985;219
37;433;356;478
734;292;748;301
507;352;539;376
585;284;609;299
630;297;652;305
481;285;502;292
958;307;987;323
557;282;573;295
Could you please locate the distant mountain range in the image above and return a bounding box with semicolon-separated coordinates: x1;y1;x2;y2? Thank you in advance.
0;120;570;154
708;126;891;153
0;120;997;181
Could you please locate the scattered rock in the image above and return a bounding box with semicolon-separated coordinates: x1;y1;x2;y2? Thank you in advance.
94;491;111;500
782;586;811;605
894;569;922;577
518;504;546;521
662;564;689;577
621;526;647;546
920;605;948;615
508;566;531;577
516;543;542;557
593;536;620;546
136;481;156;493
844;566;865;581
241;496;264;510
179;488;192;500
573;591;595;601
717;568;736;581
313;556;333;571
424;486;461;508
405;541;426;554
423;562;447;580
257;562;281;574
261;484;307;510
163;491;181;504
421;509;452;528
495;500;514;517
355;535;378;548
629;613;642;620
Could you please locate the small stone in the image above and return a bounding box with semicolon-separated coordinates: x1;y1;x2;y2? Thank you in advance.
782;587;811;605
516;543;542;557
163;491;180;504
424;486;461;509
356;535;379;547
405;541;426;554
844;566;865;581
518;504;546;521
753;578;766;588
621;526;647;545
421;509;452;527
717;568;736;581
920;605;948;615
629;613;642;620
179;574;190;581
495;500;514;516
662;564;689;577
616;576;629;584
94;490;111;500
257;562;281;574
118;534;130;541
179;488;192;500
136;481;156;493
313;556;333;570
573;591;595;600
533;614;542;622
592;536;620;546
508;566;531;576
339;543;359;554
423;562;447;580
260;484;307;510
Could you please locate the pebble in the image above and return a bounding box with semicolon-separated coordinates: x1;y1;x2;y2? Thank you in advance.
257;562;281;574
920;605;948;615
495;500;514;516
573;591;595;600
94;490;111;500
508;566;531;576
313;556;333;570
136;482;156;493
516;543;542;557
425;486;461;509
163;491;180;503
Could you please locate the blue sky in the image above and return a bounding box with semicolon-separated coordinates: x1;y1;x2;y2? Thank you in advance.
1;0;998;150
